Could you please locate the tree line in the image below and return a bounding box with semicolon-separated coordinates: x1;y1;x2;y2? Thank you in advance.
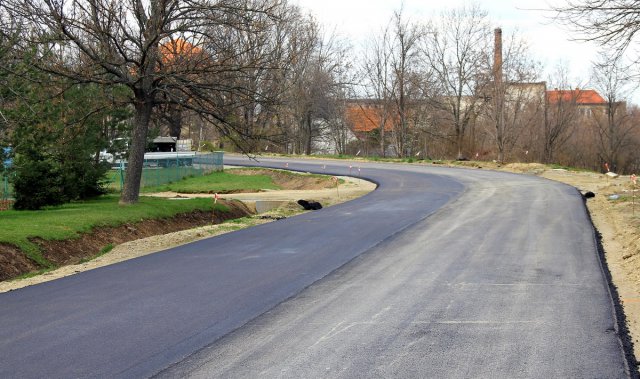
0;0;638;208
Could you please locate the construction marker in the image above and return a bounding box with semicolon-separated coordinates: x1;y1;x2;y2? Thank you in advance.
285;162;288;168
349;165;353;175
604;162;610;172
212;193;219;224
632;174;637;215
332;176;340;198
323;164;326;170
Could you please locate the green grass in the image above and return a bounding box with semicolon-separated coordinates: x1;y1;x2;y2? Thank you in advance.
548;163;591;172
79;243;115;264
141;169;281;193
0;195;226;268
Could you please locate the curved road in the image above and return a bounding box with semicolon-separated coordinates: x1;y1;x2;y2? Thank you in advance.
0;157;633;378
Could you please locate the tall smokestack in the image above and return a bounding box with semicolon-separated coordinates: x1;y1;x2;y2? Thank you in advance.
494;28;502;85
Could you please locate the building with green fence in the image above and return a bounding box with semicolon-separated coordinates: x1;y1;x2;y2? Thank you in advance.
110;151;224;191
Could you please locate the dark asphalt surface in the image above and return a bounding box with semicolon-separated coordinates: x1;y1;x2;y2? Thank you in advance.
0;157;480;378
160;158;633;378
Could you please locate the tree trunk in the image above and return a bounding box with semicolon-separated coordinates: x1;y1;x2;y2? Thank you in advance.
304;113;312;155
168;105;182;140
120;98;153;204
380;115;386;157
455;125;464;160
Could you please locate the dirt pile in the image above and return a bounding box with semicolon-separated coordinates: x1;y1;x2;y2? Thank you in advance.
229;168;336;190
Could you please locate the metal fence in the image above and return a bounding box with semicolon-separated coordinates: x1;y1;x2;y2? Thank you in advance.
1;174;11;198
112;151;224;191
1;174;13;210
0;152;224;207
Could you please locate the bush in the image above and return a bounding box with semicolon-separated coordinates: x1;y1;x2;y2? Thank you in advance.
12;157;64;210
200;141;217;152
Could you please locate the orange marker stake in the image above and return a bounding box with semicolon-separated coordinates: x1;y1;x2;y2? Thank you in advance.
632;174;637;216
212;193;219;224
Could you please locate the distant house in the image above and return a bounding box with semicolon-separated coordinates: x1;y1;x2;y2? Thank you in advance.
345;101;394;135
545;88;611;117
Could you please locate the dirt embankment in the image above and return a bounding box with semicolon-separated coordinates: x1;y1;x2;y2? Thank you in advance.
229;168;337;190
0;200;253;282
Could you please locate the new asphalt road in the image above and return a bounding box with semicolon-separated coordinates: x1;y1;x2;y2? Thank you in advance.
0;156;633;378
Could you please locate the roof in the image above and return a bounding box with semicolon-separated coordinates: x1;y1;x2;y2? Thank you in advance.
159;39;203;64
546;89;606;105
345;104;394;132
153;136;177;144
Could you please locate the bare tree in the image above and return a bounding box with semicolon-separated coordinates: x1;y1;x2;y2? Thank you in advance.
387;10;424;158
361;24;395;157
542;65;582;163
483;30;543;163
279;17;353;155
553;1;640;60
423;3;490;159
319;44;355;155
590;52;636;172
1;0;290;204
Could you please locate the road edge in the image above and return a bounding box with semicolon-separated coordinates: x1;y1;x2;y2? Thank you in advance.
585;199;639;378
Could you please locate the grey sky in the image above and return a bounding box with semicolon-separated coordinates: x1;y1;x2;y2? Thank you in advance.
293;0;608;91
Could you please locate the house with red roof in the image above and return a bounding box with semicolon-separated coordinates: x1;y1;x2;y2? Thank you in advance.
545;88;615;118
345;101;394;134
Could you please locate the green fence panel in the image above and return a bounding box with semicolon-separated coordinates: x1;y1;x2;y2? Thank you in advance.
1;174;13;200
115;151;223;191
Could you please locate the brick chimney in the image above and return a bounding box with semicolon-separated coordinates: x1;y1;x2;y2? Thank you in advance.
494;28;502;85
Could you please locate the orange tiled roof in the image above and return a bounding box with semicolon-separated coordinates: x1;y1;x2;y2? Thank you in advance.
160;39;203;63
546;89;606;104
346;104;393;132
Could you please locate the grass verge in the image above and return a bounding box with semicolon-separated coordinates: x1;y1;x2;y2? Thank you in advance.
140;169;280;193
0;195;225;268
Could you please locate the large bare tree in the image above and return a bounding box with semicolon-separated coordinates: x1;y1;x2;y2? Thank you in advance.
423;3;490;159
483;30;543;163
1;0;288;204
387;10;424;158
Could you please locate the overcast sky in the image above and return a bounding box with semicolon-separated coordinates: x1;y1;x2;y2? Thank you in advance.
293;0;618;93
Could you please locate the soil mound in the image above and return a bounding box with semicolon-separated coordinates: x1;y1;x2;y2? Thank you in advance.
229;168;335;190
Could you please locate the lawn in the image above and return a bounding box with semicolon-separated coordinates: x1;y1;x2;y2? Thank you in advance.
0;195;225;267
140;169;280;193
